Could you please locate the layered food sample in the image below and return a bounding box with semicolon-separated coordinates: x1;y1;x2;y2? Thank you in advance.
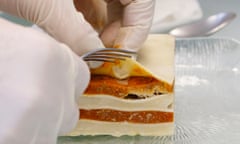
68;35;175;136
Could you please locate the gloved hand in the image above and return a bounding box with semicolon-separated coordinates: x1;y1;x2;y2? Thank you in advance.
0;18;89;144
0;0;155;54
75;0;155;51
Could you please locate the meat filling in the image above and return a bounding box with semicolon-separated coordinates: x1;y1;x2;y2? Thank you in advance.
84;75;173;99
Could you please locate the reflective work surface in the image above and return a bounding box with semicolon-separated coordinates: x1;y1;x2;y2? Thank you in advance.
58;38;240;144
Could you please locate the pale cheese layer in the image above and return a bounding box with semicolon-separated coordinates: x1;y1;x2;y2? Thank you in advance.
78;94;173;112
67;120;174;137
90;35;174;83
137;34;175;83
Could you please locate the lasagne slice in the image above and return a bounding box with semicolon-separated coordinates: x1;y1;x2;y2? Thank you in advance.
68;34;175;137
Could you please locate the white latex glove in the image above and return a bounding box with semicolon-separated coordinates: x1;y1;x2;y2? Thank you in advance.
0;0;105;55
0;18;90;144
75;0;155;51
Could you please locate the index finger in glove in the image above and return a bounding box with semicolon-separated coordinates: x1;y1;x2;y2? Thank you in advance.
0;0;105;56
102;0;155;51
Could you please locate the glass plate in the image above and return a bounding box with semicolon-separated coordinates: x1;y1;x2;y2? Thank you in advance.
58;38;240;144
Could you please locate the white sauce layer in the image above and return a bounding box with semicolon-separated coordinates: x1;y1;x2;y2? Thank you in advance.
67;120;174;137
78;94;174;111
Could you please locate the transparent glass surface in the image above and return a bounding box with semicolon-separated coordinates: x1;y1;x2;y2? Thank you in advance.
58;38;240;144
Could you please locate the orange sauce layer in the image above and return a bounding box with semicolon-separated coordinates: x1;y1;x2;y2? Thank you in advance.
80;109;174;124
84;75;174;98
